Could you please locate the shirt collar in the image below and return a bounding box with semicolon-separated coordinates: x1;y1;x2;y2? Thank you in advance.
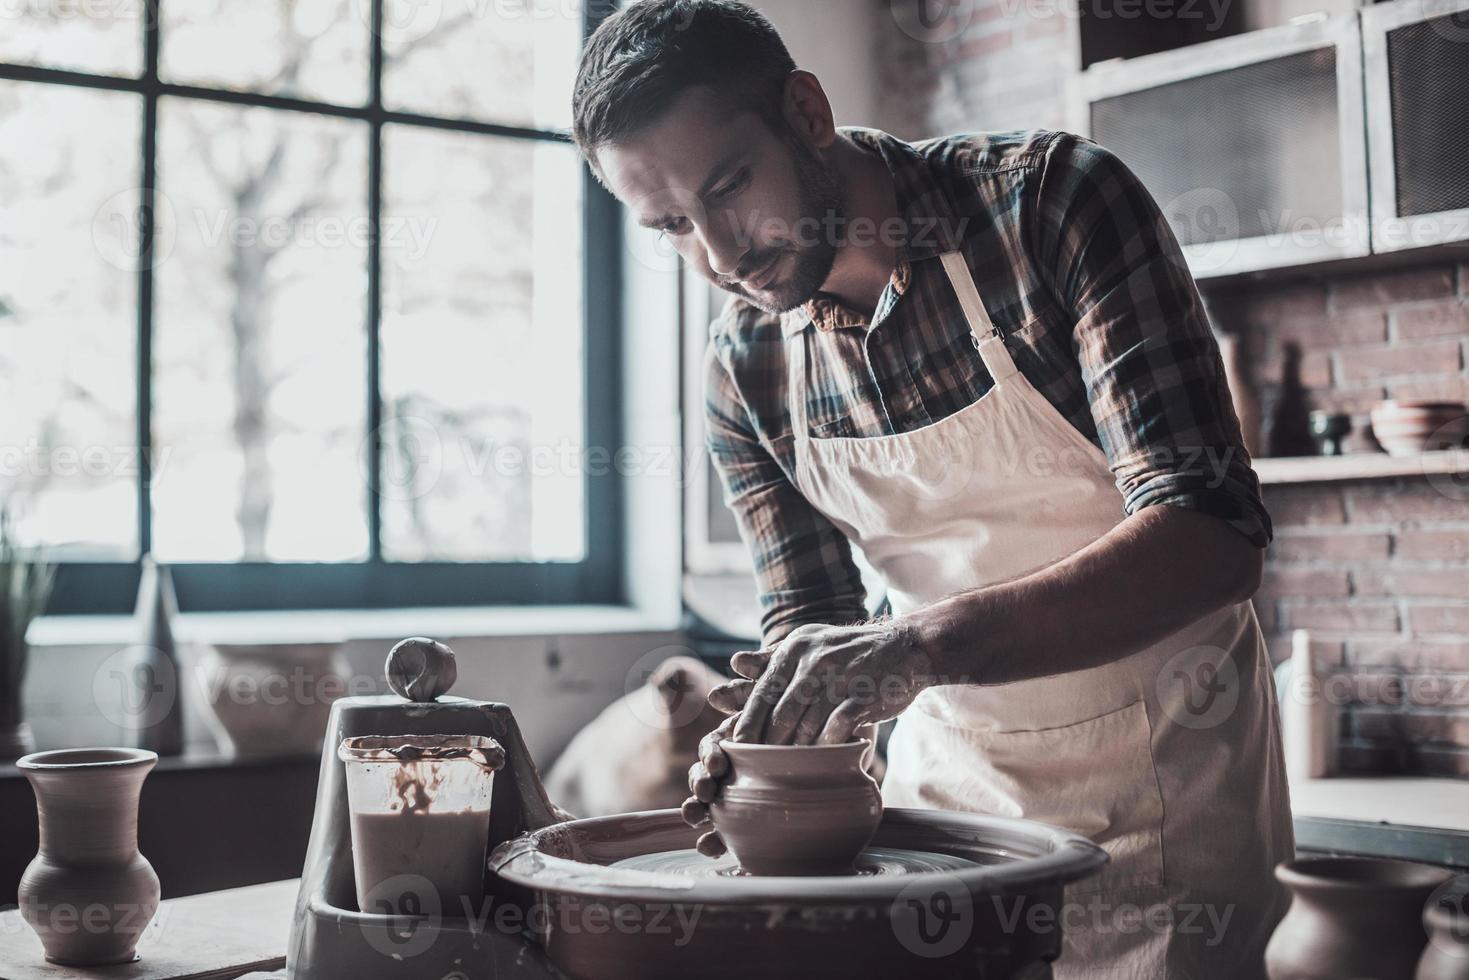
780;127;969;338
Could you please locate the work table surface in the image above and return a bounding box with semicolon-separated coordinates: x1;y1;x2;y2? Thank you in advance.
0;879;296;980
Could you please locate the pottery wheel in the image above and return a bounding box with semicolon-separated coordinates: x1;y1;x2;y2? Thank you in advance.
611;846;980;878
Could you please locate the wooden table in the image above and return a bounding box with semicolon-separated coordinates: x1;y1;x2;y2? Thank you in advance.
0;879;297;980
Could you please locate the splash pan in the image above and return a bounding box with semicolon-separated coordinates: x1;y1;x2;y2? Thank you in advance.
490;807;1108;980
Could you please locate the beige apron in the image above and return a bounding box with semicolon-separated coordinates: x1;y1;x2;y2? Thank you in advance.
785;252;1294;979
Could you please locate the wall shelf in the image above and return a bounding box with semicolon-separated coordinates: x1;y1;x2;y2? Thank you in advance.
1255;450;1467;485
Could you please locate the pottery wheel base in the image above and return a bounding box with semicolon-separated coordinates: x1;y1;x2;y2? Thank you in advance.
611;846;979;878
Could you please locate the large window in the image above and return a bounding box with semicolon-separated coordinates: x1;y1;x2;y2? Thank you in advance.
0;1;621;613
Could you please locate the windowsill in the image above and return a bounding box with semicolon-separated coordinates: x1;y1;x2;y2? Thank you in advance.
26;604;677;648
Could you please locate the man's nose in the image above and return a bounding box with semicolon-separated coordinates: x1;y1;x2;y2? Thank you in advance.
700;215;748;279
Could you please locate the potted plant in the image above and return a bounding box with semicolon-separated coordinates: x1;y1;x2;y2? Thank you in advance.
0;511;55;760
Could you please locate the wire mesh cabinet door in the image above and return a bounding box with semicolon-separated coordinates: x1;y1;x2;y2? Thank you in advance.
1071;14;1370;279
1364;0;1469;253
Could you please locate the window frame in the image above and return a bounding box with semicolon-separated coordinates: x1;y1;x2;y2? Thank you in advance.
0;0;624;615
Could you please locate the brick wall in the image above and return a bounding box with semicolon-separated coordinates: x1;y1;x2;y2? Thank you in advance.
876;1;1469;776
874;0;1073;139
1207;267;1469;777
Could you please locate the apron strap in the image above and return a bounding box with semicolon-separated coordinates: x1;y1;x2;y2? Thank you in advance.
939;251;1021;383
785;319;813;487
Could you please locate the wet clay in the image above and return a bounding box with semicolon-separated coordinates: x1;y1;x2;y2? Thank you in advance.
385;637;458;702
338;734;504;914
17;748;162;966
710;739;882;876
349;808;492;913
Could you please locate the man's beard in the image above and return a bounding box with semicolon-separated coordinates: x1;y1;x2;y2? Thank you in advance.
724;130;846;315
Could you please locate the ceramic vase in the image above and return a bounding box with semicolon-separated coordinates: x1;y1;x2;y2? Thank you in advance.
196;642;346;757
1266;857;1451;980
1418;880;1469;980
17;748;161;965
711;739;881;876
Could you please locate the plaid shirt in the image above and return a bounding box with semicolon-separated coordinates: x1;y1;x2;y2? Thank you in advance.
703;128;1269;644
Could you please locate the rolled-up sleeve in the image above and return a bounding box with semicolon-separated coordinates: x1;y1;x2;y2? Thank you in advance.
703;332;868;645
1031;133;1272;547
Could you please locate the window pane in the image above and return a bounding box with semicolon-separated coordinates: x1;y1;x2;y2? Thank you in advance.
381;0;582;130
381;126;584;562
0;4;143;76
153;99;369;562
160;0;369;105
0;82;141;559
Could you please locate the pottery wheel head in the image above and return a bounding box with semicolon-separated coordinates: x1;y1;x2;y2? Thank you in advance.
611;847;980;879
385;637;459;702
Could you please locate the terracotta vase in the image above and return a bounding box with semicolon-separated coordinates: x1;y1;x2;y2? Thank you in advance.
196;642;347;757
17;748;162;965
1418;880;1469;980
1266;857;1452;980
710;739;881;876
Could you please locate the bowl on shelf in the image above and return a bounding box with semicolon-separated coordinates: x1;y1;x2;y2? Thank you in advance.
1368;401;1469;457
1308;412;1352;456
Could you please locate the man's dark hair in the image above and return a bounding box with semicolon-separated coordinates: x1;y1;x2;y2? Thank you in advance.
572;0;797;158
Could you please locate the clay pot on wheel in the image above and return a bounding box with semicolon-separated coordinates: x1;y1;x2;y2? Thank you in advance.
1418;878;1469;980
1266;857;1451;980
710;739;881;876
17;748;161;965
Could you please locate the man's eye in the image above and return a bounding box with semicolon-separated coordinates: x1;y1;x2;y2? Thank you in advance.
660;217;692;236
711;171;749;202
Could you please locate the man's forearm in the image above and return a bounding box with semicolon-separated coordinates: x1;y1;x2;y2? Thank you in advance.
908;505;1264;686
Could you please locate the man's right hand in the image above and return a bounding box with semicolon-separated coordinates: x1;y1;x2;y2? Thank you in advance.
679;648;770;857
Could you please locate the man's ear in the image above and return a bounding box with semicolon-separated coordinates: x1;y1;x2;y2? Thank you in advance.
781;69;837;150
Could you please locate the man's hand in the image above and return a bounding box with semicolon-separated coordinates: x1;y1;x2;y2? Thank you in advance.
722;619;939;744
679;619;939;857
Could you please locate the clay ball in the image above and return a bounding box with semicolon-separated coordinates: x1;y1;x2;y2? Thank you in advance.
385;637;458;702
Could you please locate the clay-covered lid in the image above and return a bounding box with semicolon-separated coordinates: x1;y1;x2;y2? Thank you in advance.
337;734;505;772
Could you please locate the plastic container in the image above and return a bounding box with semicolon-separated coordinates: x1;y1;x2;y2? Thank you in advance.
337;734;503;917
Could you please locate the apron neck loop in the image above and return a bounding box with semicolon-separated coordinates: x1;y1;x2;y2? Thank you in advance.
940;251;1020;383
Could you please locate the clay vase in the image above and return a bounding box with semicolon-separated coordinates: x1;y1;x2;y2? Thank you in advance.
1418;880;1469;980
710;739;881;876
1266;857;1452;980
17;748;162;965
196;642;347;757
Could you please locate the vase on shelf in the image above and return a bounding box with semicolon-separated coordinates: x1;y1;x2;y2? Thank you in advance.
126;557;185;756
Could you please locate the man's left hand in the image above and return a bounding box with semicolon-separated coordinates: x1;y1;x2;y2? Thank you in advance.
707;618;942;746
